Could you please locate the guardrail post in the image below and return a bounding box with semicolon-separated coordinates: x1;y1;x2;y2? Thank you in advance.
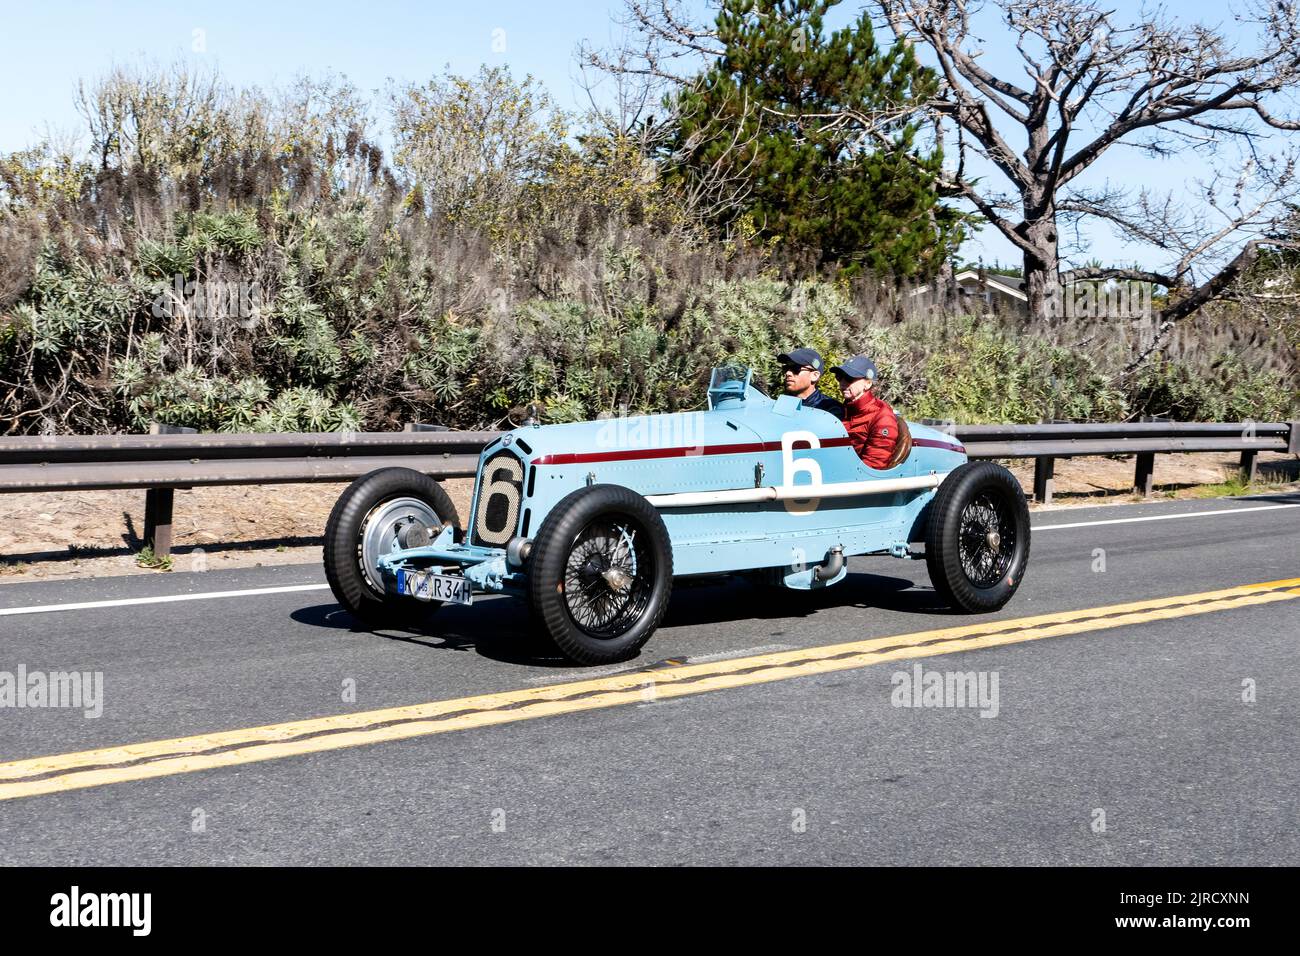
144;488;175;556
1134;452;1156;497
1288;421;1299;456
145;423;196;557
1239;449;1258;484
1032;456;1055;505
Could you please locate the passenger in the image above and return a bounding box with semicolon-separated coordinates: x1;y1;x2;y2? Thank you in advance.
777;348;844;420
832;355;899;470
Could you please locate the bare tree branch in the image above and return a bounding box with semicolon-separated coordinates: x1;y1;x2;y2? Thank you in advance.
867;0;1300;339
1061;266;1177;286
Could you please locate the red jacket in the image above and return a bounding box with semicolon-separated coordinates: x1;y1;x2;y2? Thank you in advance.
843;390;899;470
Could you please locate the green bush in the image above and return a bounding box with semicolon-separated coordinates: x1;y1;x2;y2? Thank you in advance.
1131;356;1297;422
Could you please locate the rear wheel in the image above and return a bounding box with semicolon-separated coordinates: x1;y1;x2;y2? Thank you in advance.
324;468;460;629
528;484;673;665
925;461;1030;612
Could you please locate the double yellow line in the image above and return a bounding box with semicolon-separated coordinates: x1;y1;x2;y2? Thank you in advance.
2;577;1297;802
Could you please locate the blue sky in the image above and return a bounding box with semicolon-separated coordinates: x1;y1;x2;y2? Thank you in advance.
0;0;1288;272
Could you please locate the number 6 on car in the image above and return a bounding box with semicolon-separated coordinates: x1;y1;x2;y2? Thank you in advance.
780;429;823;515
324;366;1030;665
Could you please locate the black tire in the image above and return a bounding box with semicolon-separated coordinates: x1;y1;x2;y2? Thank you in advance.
324;467;460;629
528;484;673;665
925;461;1030;613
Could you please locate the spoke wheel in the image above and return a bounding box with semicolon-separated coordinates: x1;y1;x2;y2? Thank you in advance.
925;462;1030;613
562;518;655;639
529;485;673;665
957;492;1016;589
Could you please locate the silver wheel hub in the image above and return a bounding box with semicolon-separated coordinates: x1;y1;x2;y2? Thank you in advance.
359;497;442;590
986;530;1001;552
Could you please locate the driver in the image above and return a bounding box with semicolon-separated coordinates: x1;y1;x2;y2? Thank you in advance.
777;348;844;420
832;355;899;470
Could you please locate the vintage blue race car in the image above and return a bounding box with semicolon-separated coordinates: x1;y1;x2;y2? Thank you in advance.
324;366;1030;664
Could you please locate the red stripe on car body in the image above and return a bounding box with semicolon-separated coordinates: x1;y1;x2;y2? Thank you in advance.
531;436;853;466
912;438;966;454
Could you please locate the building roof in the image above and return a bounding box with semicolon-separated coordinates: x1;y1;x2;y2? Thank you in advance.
953;270;1027;302
909;270;1028;302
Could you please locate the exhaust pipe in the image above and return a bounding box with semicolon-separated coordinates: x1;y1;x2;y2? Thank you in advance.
813;545;845;582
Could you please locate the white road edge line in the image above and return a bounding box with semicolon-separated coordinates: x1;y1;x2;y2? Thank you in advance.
1032;502;1300;531
2;501;1295;617
0;583;330;617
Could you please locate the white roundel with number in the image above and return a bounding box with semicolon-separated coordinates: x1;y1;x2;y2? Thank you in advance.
474;453;524;546
781;430;823;515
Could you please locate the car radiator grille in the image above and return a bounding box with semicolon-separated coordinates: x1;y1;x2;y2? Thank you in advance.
472;451;525;547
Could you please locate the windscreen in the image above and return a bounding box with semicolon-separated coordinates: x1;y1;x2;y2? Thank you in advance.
707;365;752;407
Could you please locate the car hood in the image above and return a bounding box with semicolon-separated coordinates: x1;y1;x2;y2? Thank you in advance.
501;407;769;467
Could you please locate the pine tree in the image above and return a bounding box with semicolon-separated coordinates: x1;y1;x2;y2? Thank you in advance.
668;0;963;278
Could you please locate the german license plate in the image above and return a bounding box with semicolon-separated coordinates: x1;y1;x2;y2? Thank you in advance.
398;569;472;605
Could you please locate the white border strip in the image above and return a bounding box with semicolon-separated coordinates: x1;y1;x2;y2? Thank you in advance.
0;583;330;617
1033;502;1300;531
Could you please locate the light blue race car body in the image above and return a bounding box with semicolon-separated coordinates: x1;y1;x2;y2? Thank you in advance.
375;367;967;597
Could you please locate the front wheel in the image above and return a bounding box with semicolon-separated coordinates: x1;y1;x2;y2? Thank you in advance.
324;468;460;629
925;461;1030;613
528;484;673;665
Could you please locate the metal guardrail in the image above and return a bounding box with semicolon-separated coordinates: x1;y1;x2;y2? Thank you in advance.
950;420;1298;505
0;419;1295;556
0;423;493;556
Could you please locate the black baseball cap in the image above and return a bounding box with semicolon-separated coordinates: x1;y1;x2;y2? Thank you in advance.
830;355;879;381
777;348;825;373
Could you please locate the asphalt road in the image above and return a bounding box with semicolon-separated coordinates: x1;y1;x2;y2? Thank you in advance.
1;492;1297;865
